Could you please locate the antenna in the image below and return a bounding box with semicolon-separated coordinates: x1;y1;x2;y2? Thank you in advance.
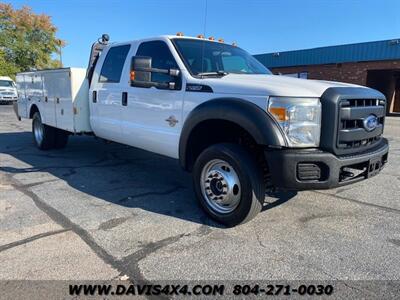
202;0;208;38
201;0;208;74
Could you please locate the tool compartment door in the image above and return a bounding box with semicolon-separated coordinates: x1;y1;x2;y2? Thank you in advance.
54;70;74;132
42;72;57;127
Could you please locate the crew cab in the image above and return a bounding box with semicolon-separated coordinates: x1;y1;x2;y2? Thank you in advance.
0;76;18;104
15;34;389;226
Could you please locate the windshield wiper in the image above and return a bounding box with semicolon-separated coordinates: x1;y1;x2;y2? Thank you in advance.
197;71;229;78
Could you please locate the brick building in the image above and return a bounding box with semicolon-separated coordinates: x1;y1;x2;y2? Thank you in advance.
254;39;400;115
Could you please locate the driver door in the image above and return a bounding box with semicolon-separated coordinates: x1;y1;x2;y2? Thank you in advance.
122;40;185;158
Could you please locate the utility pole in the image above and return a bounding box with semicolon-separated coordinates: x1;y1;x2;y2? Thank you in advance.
59;44;63;68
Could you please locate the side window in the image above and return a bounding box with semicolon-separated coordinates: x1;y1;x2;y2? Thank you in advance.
99;45;131;83
135;41;178;83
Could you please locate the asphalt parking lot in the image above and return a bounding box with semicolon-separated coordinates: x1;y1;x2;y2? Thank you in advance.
1;105;399;285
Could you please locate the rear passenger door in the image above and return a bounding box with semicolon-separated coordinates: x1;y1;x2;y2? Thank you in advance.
90;44;131;142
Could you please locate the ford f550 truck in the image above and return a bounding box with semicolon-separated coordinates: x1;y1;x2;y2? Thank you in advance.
15;34;389;226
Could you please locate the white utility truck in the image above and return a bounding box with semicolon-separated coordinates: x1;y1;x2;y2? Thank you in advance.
0;76;18;104
15;34;389;226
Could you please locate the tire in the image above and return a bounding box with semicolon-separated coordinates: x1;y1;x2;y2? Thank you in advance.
193;143;265;227
54;128;69;149
32;112;55;150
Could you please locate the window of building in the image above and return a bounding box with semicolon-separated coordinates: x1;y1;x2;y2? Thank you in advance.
299;72;308;79
135;41;178;83
99;45;131;83
279;72;308;79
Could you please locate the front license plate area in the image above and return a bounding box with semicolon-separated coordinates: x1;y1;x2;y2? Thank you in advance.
367;157;382;178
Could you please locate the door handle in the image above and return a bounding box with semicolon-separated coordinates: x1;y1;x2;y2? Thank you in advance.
92;91;97;103
122;92;128;106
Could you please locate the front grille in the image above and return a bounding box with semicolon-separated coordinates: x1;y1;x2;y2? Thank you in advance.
337;98;385;151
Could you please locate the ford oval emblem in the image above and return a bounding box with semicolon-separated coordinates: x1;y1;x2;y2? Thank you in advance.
363;115;378;132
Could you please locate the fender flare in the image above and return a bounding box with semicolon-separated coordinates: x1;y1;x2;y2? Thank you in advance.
179;98;287;170
28;103;39;118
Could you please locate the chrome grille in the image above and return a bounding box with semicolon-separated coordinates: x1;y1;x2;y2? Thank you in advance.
337;99;385;150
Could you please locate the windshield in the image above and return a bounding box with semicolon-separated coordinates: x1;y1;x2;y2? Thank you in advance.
0;80;14;88
172;39;271;76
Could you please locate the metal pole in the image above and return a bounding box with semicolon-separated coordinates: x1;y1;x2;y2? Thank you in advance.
59;44;63;67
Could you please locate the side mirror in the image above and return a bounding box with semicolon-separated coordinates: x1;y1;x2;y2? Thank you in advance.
131;56;152;86
130;56;180;89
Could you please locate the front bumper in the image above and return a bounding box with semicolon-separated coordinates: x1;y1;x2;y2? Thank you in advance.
266;138;389;190
0;97;17;104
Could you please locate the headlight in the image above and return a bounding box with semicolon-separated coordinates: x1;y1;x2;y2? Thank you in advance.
268;97;321;147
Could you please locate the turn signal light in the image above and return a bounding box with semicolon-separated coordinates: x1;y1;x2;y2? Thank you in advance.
176;32;184;36
269;107;287;121
130;71;135;81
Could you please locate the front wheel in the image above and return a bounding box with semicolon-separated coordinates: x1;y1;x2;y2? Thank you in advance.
193;143;265;227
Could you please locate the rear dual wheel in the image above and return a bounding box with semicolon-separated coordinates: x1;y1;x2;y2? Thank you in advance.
193;143;265;227
32;112;69;150
54;128;69;149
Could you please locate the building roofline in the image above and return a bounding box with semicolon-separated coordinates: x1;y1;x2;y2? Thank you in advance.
254;38;400;57
254;38;400;68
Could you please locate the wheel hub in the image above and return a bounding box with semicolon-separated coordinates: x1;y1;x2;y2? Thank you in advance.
206;172;227;197
209;178;224;195
200;159;241;214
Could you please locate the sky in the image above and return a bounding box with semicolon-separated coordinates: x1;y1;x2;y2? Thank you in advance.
6;0;400;68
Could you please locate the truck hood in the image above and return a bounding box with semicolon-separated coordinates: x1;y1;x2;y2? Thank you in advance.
202;74;365;98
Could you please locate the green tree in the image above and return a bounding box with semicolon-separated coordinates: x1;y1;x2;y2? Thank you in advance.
0;3;65;78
